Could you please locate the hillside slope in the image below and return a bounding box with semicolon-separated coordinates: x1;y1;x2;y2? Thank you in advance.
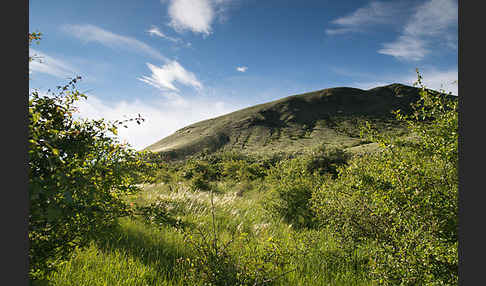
144;83;424;159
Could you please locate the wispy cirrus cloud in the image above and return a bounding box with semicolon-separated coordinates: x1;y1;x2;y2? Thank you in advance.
326;0;457;61
325;1;408;35
165;0;235;35
378;35;429;61
62;24;202;94
138;61;203;94
62;24;169;62
236;66;247;72
147;25;181;43
378;0;457;61
29;49;77;79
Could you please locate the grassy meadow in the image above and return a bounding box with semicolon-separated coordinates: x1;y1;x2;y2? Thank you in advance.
44;151;375;286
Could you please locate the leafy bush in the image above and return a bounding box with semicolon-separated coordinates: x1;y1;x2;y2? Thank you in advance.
222;159;266;182
28;34;155;280
264;156;325;229
177;152;268;193
311;72;458;285
179;160;221;191
262;146;349;229
307;145;350;177
182;160;221;181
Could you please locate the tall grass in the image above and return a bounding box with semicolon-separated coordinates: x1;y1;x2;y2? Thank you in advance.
46;181;374;285
47;219;191;286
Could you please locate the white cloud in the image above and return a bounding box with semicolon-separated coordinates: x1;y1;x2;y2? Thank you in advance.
147;25;181;43
147;25;165;38
378;0;457;61
168;0;213;35
351;81;391;91
404;0;458;37
326;1;407;35
62;25;202;89
378;35;429;61
236;66;247;72
325;28;353;35
326;0;457;61
63;24;169;62
72;93;239;150
29;49;77;79
138;61;203;93
166;0;233;35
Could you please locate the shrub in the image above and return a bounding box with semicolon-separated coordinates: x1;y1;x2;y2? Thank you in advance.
262;146;349;229
311;72;458;285
222;159;265;182
307;145;350;177
264;156;325;229
28;34;155;280
182;160;221;181
179;159;221;192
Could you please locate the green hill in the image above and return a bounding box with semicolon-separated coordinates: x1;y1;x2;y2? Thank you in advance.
144;83;425;159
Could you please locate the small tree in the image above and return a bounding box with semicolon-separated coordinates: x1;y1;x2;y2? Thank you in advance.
28;33;155;280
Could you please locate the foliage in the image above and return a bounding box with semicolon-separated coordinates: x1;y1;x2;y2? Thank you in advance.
45;158;375;286
311;71;458;285
28;36;156;280
263;157;324;229
307;145;350;177
150;165;175;185
29;32;42;62
222;159;266;182
176;152;268;192
182;160;219;181
262;146;349;229
180;160;220;191
29;32;42;43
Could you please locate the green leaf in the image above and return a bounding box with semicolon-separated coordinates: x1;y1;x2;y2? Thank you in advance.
46;207;62;222
109;126;118;135
63;191;73;203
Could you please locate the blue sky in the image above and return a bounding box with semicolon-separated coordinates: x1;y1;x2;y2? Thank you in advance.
29;0;458;150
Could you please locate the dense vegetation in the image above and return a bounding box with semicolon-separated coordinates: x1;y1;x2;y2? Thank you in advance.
312;74;458;285
28;33;155;281
29;33;457;285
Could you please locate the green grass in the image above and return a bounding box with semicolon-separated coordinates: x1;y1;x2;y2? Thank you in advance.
45;180;375;285
47;219;190;286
